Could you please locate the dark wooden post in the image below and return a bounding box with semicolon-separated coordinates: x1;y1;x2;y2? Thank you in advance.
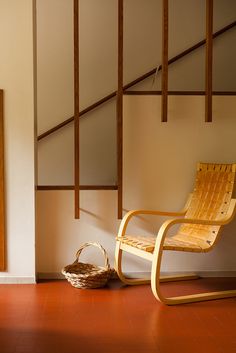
117;0;123;219
74;0;80;218
0;90;5;270
162;0;168;122
205;0;213;122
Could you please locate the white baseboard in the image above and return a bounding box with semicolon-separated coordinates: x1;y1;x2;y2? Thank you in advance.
0;276;36;284
37;271;236;280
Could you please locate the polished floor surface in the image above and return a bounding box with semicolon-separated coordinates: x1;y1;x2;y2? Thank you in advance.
0;278;236;353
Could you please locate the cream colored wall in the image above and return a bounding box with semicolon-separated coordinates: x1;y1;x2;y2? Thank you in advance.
0;0;36;282
38;99;117;186
123;96;236;210
37;0;74;134
37;0;236;186
37;0;118;185
0;1;234;281
36;1;236;276
37;190;120;275
124;95;236;273
37;96;236;276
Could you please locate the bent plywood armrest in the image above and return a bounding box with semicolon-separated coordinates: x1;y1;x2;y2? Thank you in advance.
115;163;236;305
117;193;193;238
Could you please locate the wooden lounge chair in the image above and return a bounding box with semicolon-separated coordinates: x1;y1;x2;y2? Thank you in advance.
115;163;236;305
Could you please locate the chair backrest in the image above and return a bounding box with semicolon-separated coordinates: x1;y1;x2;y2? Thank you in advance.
179;163;236;250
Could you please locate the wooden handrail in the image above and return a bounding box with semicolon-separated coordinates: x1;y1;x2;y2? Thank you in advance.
37;20;236;140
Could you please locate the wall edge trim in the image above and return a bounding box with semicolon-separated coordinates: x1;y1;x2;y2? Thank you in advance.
0;276;36;284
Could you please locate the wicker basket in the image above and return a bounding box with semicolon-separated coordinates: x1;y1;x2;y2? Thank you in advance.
62;242;112;289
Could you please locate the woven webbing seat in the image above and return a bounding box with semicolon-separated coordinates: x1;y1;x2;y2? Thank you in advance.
115;163;236;305
117;234;205;252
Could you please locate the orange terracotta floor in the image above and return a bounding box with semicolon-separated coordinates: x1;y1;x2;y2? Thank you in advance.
0;278;236;353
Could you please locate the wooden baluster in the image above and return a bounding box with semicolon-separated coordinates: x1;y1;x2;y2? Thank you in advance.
205;0;213;122
0;90;5;270
162;0;168;122
74;0;80;218
117;0;123;219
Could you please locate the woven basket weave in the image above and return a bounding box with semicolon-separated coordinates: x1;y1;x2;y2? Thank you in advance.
62;242;112;289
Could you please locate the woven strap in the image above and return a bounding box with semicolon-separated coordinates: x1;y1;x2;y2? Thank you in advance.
75;242;110;271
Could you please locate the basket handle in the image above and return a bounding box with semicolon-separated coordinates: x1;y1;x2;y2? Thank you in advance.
75;242;110;271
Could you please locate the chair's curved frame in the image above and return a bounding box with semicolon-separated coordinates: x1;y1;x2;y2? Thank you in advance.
115;196;236;305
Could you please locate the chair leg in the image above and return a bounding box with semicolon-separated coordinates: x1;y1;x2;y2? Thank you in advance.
151;245;236;305
115;241;236;305
114;241;151;285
